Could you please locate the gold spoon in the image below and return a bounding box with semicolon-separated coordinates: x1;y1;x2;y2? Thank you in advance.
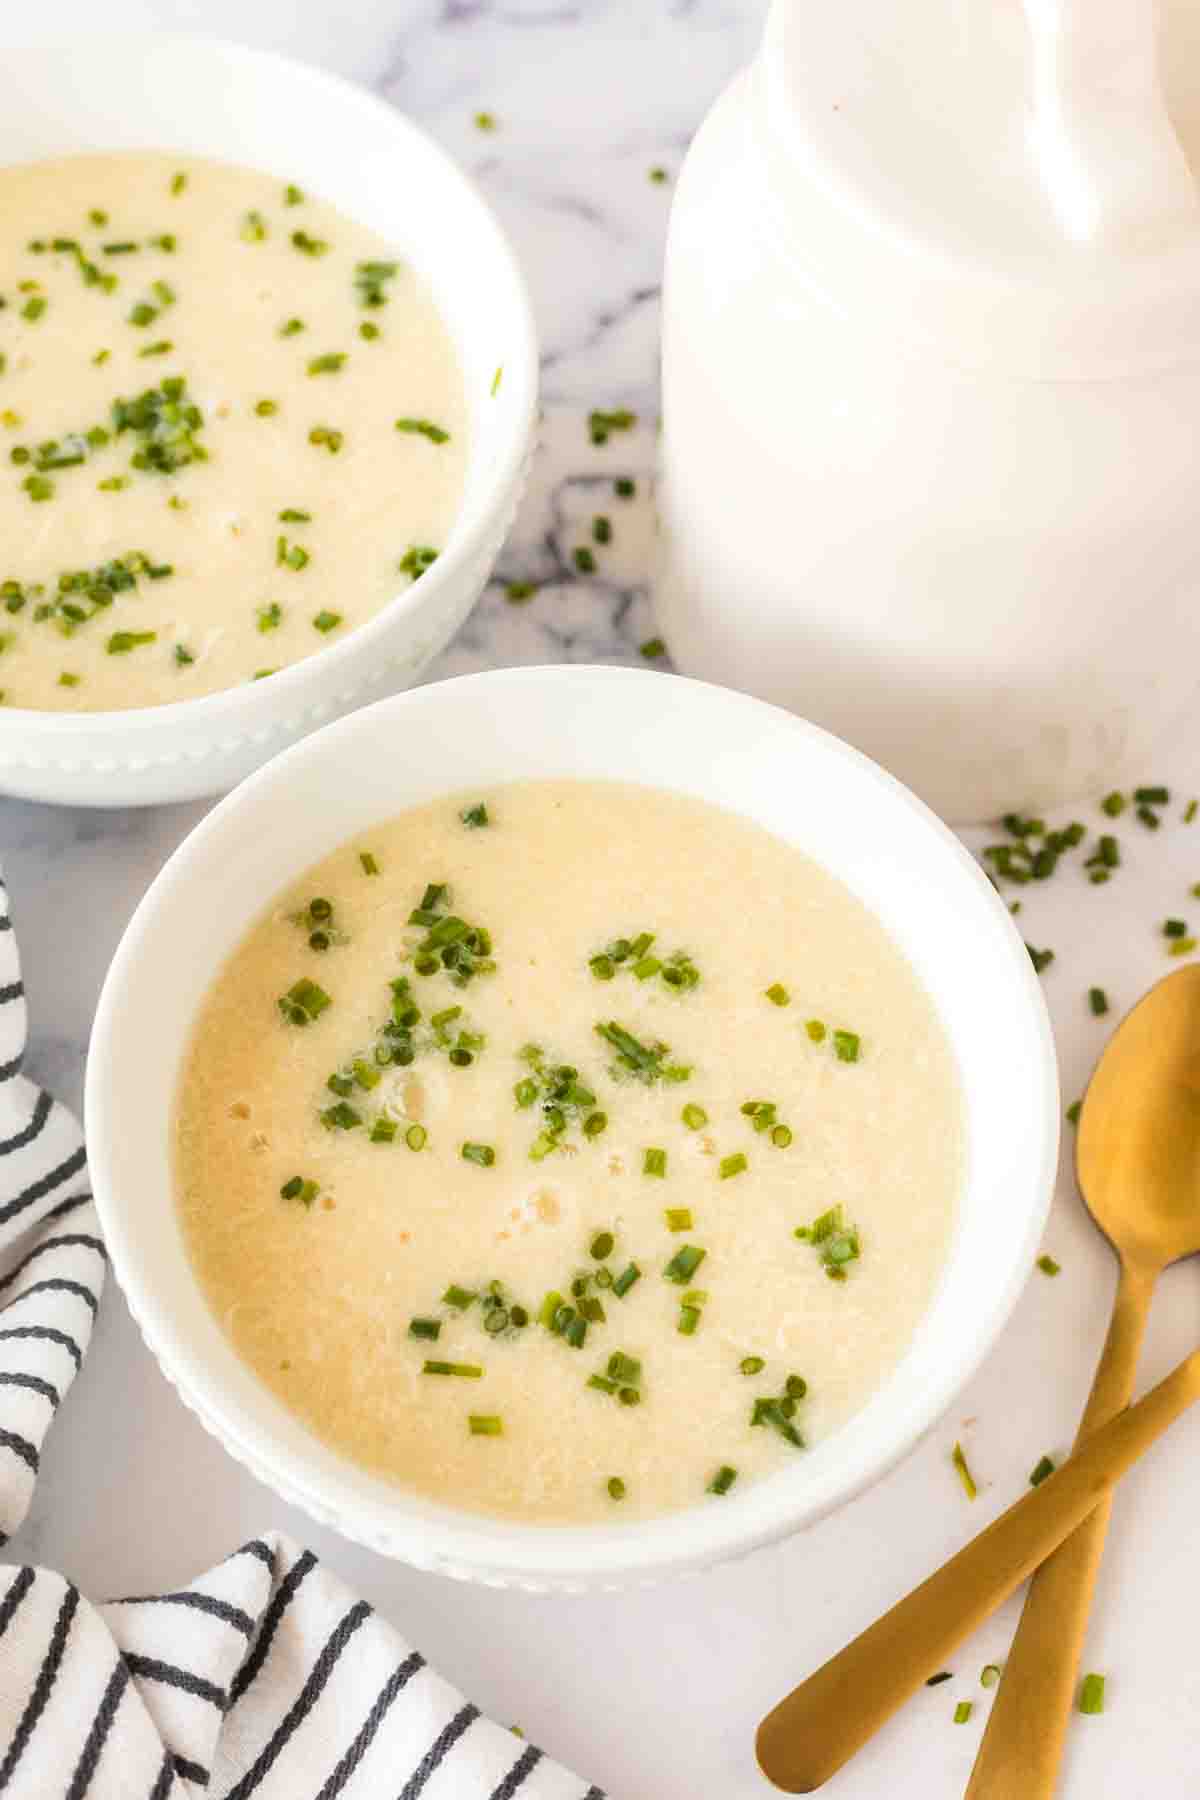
756;965;1200;1793
965;963;1200;1797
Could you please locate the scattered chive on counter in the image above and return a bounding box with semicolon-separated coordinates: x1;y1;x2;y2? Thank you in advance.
1030;1455;1056;1487
1078;1673;1106;1716
1036;1253;1061;1277
952;1440;978;1500
953;1702;973;1725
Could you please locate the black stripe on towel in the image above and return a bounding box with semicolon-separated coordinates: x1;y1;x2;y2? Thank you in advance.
396;1701;480;1800
0;1324;83;1370
0;1232;106;1297
173;1754;210;1787
0;1144;87;1227
0;1051;24;1083
316;1651;425;1799
2;1276;99;1317
224;1600;372;1800
0;1565;35;1639
125;1653;226;1710
0;980;24;1005
148;1749;176;1800
109;1590;255;1637
228;1547;317;1705
0;1427;39;1472
0;1089;50;1158
0;1582;79;1787
65;1657;130;1800
582;1787;607;1799
234;1539;276;1572
0;1370;59;1406
488;1744;544;1800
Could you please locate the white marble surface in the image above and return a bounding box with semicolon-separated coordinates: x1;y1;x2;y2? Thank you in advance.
7;5;1200;1796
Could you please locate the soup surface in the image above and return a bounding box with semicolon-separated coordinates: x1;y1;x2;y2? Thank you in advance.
177;781;962;1523
0;152;467;710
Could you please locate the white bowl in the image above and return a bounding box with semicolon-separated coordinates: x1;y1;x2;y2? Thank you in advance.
85;666;1058;1591
0;37;537;807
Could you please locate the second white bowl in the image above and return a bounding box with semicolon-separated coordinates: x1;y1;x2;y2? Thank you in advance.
0;37;537;807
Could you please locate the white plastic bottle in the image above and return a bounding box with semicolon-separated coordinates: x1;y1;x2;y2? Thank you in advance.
658;0;1200;821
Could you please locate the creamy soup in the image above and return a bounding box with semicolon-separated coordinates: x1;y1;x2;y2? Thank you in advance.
176;782;962;1523
0;153;467;710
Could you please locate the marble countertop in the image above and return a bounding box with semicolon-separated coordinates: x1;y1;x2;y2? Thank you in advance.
7;5;1200;1796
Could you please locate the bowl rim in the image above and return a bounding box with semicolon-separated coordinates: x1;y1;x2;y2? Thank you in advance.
85;665;1060;1587
0;33;539;741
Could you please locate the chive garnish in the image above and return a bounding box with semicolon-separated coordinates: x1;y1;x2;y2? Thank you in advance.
639;636;665;659
681;1104;707;1130
765;983;790;1006
359;851;379;875
980;1665;1001;1689
665;1208;693;1232
460;803;489;829
257;603;282;633
739;1355;765;1376
1037;1253;1061;1276
1088;986;1109;1016
475;110;497;131
170;171;187;195
277;977;331;1026
663;1244;706;1284
719;1153;747;1180
606;1476;626;1500
612;1263;641;1298
423;1360;483;1378
369;1116;397;1143
308;424;344;453
952;1441;977;1500
573;546;596;574
833;1029;861;1063
21;296;46;322
279;1176;318;1208
643;1147;667;1178
405;1123;427;1151
280;317;305;337
469;1414;503;1435
312;610;342;633
279;508;311;522
461;1141;495;1167
307;352;346;376
1078;1673;1105;1715
505;580;537;603
395;417;450;444
708;1465;737;1496
1066;1099;1082;1125
107;630;156;654
1135;785;1169;805
1027;945;1055;974
593;514;612;545
409;1317;441;1341
1030;1454;1056;1486
590;1231;614;1260
954;1702;973;1725
291;229;328;257
588;407;637;445
254;399;279;418
284;183;305;206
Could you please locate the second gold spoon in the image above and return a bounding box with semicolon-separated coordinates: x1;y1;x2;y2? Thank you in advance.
756;964;1200;1791
966;963;1200;1797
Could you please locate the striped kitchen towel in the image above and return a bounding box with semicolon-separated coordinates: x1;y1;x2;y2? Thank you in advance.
0;877;602;1798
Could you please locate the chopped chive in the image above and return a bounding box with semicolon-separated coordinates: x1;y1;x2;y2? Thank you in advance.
607;1352;641;1385
474;110;497;130
308;424;343;453
639;636;666;659
1088;987;1109;1015
461;1141;495;1167
649;166;669;183
707;1465;737;1496
1170;937;1197;957
615;477;636;498
980;1665;1002;1689
505;580;537;603
21;296;46;322
369;1116;397;1143
719;1152;747;1179
170;171;187;195
279;1176;318;1208
1101;790;1126;816
422;1360;483;1378
408;1317;441;1341
1186;800;1198;823
1037;1253;1061;1277
279;508;311;522
954;1702;973;1725
1078;1673;1105;1715
665;1207;693;1232
254;398;278;417
1164;918;1189;939
359;850;380;875
1030;1454;1056;1486
291;229;328;257
405;1123;427;1151
588;407;637;445
590;1231;614;1260
681;1103;707;1130
663;1244;706;1284
643;1147;667;1178
106;630;156;654
395;416;450;444
833;1029;861;1063
1027;944;1055;974
952;1441;977;1500
805;1019;826;1043
468;1414;503;1435
606;1476;626;1500
58;671;80;688
312;610;342;633
592;514;612;545
1137;804;1160;830
771;1124;793;1148
765;983;790;1006
360;321;380;341
460;803;489;829
573;546;596;574
1066;1099;1082;1125
284;183;305;206
612;1262;641;1298
1135;785;1169;805
280;317;305;337
926;1671;953;1687
307;352;346;376
443;1284;476;1309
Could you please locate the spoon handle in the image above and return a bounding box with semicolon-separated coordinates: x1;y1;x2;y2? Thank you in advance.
755;1344;1200;1794
964;1259;1155;1800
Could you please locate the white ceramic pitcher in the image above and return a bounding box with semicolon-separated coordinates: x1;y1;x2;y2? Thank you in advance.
658;0;1200;822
